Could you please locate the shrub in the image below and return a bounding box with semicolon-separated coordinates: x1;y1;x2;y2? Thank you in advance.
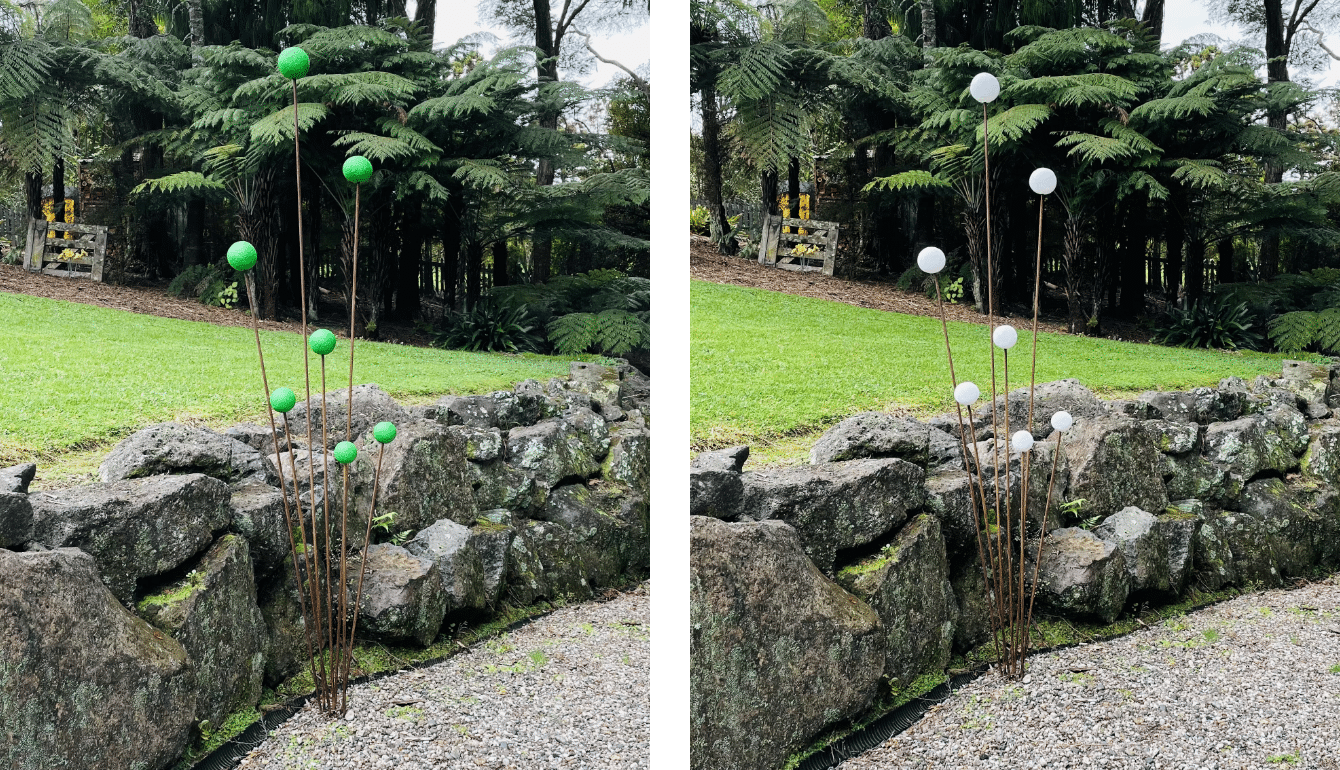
690;205;710;234
491;269;650;358
1153;296;1262;351
167;263;238;309
433;297;544;353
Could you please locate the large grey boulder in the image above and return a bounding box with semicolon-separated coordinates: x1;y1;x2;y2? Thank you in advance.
449;425;504;462
354;543;449;647
836;514;957;687
506;408;610;487
1202;409;1307;481
568;361;624;417
137;534;267;728
538;483;651;585
256;558;311;686
1300;421;1340;486
468;460;544;513
491;387;552;429
617;362;652;416
690;517;884;770
267;447;337;495
1062;415;1169;520
0;548;196;770
1138;386;1246;424
1030;527;1130;623
405;519;515;612
739;458;926;573
689;445;748;520
354;419;477;531
1234;477;1340;574
923;471;979;558
28;474;232;603
973;438;1070;533
1276;359;1331;407
1165;454;1237;504
505;520;596;605
603;423;651;491
1195;511;1280;588
949;556;992;653
1093;507;1198;596
434;393;498;428
284;384;410;450
99;423;277;486
1;462;35;493
1192;513;1239;591
809;413;961;468
988;378;1114;438
226;482;290;579
1136;419;1201;455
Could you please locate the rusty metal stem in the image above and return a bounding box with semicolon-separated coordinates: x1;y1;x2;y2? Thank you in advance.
1023;429;1066;666
248;272;322;704
283;412;326;706
347;184;359;443
342;442;386;715
319;356;337;708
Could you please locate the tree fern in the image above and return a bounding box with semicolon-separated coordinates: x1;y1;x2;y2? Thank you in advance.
1269;311;1318;352
548;313;600;355
249;102;330;146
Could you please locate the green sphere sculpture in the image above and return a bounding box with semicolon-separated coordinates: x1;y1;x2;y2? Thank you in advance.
270;387;297;413
333;441;358;465
227;241;258;271
343;155;373;184
277;47;310;79
309;329;337;356
372;421;397;444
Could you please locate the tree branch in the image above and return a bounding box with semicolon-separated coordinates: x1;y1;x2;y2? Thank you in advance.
1301;19;1340;59
572;28;648;93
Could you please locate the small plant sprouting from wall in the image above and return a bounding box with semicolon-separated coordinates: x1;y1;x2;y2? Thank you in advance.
225;46;395;717
917;71;1075;679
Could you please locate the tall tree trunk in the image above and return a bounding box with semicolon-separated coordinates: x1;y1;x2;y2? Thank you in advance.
493;240;510;287
862;0;891;39
786;156;800;220
1186;231;1205;303
1141;0;1165;42
921;0;936;48
186;0;204;52
1165;200;1185;305
531;0;560;284
1119;196;1147;317
24;170;42;221
398;199;421;319
466;240;482;311
305;179;321;320
1261;0;1288;279
761;171;780;217
699;85;736;254
1217;237;1236;284
1063;212;1085;333
414;0;436;37
340;206;358;329
51;155;65;229
441;202;460;313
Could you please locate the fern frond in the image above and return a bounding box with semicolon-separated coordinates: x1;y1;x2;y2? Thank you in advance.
250;102;330;146
548;313;600;355
1269;311;1318;352
132;171;228;198
863;169;952;193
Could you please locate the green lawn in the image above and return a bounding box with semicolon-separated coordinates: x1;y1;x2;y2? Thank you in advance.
692;280;1317;450
0;291;593;470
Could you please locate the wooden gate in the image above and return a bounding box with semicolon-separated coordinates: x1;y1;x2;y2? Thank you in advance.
757;213;838;276
24;218;108;281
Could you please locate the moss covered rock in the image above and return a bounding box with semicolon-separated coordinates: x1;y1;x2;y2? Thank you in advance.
1030;527;1129;623
27;473;231;603
836;514;957;687
354;419;477;531
690;517;884;770
1062;415;1169;521
99;422;278;486
406;518;515;612
354;543;449;647
0;548;196;770
137;534;267;728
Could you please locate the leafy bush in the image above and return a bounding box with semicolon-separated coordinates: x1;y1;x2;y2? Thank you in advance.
433;297;544;353
491;269;650;358
1215;268;1340;354
690;205;710;234
167;263;238;309
1153;296;1262;351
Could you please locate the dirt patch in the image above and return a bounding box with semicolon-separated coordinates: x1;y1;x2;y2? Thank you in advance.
689;234;1153;343
0;263;437;346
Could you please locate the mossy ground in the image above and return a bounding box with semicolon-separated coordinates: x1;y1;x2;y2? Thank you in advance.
782;571;1336;768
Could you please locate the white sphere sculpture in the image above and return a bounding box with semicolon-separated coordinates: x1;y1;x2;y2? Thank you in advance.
993;324;1018;350
1011;430;1034;453
970;72;1000;103
1029;167;1057;195
917;246;946;274
955;381;981;406
1051;410;1074;432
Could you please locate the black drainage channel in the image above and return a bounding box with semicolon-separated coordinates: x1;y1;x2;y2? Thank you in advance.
795;667;987;770
187;607;563;770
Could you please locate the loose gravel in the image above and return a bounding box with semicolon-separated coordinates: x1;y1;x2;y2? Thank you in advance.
842;577;1340;770
236;586;649;770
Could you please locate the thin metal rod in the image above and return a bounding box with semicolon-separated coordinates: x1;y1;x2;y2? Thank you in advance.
342;441;387;715
319;355;336;708
1028;195;1046;433
283;412;327;707
247;271;321;700
1023;429;1067;666
347;184;360;442
966;404;1008;658
936;280;1003;665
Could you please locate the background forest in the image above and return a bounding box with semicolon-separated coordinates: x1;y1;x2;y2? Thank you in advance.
0;0;650;367
690;0;1340;356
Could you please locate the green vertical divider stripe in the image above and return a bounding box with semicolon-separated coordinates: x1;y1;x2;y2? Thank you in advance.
651;3;691;765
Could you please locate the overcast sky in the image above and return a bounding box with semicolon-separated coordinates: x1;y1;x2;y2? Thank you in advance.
416;0;650;88
1161;0;1340;88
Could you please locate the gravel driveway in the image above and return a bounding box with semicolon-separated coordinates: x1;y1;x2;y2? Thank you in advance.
841;577;1340;770
237;585;649;769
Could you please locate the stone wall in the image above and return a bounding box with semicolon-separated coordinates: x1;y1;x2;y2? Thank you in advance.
689;361;1340;770
0;361;649;770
